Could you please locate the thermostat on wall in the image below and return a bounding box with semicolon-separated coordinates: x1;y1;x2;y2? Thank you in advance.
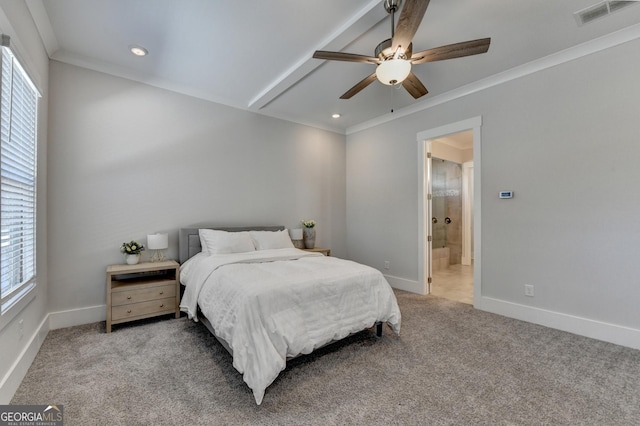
499;191;514;199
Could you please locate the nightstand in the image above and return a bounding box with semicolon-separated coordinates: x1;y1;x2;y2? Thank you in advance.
106;260;180;333
302;247;331;256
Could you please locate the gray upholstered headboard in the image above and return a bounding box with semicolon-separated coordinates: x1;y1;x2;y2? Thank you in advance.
179;226;285;264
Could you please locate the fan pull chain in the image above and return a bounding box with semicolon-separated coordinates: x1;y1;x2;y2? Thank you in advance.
390;84;395;113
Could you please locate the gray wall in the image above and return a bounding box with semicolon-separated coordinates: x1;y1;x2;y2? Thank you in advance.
347;37;640;347
47;61;347;317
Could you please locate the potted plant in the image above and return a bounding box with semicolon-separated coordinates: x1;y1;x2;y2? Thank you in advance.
121;240;145;265
301;219;316;249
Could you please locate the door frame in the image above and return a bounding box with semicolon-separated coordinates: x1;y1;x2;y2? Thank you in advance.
462;161;473;266
417;116;482;305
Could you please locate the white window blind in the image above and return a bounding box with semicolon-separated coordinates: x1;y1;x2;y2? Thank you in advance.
0;35;39;313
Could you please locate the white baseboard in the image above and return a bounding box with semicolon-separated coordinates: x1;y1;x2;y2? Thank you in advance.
48;305;105;330
477;296;640;350
385;277;640;350
1;305;105;403
385;275;424;294
0;315;49;404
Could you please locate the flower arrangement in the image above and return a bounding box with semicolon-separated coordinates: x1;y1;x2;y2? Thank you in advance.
301;219;316;228
120;240;145;256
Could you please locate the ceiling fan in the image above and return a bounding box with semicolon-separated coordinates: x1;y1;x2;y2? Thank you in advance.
313;0;491;99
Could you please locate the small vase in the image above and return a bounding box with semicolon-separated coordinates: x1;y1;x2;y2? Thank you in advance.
303;227;316;249
126;254;140;265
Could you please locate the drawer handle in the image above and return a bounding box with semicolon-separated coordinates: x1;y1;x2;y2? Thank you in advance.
127;310;132;314
159;291;164;295
127;296;132;300
160;304;164;308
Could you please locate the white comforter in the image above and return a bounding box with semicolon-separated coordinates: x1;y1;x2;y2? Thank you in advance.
179;248;401;405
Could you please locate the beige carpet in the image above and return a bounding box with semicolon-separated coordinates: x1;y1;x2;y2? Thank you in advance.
11;291;640;425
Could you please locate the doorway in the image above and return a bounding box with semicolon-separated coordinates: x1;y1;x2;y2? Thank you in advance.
429;152;473;304
417;117;482;306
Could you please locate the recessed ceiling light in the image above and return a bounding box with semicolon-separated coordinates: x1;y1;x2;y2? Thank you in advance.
332;113;341;119
129;45;148;56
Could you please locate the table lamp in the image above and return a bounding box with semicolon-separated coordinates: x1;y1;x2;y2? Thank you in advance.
147;233;168;262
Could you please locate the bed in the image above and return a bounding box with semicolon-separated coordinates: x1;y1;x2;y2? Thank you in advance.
178;226;401;405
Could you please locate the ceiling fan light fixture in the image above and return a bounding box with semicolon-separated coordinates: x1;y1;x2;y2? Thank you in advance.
376;59;411;85
313;0;489;100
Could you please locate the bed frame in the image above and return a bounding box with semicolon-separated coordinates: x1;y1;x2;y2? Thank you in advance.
178;225;383;358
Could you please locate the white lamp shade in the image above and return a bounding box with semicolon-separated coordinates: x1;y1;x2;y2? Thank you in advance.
289;228;303;240
376;59;411;85
147;233;168;250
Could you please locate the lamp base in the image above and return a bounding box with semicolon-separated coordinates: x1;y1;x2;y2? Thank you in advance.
150;250;166;263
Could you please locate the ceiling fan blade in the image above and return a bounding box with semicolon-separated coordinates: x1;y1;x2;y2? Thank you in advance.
340;73;378;99
411;38;491;64
392;0;430;56
402;72;428;99
313;51;379;64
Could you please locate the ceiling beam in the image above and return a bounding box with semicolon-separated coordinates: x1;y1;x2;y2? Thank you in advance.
247;0;387;111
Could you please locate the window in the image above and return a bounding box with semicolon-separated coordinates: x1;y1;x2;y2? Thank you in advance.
0;35;39;316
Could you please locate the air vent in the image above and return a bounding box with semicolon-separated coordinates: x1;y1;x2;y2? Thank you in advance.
574;0;638;26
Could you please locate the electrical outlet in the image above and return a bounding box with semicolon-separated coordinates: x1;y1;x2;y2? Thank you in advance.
524;284;534;297
18;319;24;340
384;261;390;270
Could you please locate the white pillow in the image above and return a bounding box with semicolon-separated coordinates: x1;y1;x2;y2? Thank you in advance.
198;229;256;254
249;229;294;250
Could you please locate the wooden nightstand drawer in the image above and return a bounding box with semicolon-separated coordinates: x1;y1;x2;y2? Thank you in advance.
111;297;176;322
112;283;176;306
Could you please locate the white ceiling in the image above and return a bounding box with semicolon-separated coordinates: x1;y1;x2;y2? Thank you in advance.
27;0;640;134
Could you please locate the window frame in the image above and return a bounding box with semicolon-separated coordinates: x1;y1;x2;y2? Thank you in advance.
0;34;40;330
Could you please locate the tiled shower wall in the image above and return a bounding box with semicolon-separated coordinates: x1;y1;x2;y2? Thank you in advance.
432;159;462;268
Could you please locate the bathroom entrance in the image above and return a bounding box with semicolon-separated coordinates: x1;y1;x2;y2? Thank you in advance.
417;116;481;306
430;153;473;304
427;131;474;304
